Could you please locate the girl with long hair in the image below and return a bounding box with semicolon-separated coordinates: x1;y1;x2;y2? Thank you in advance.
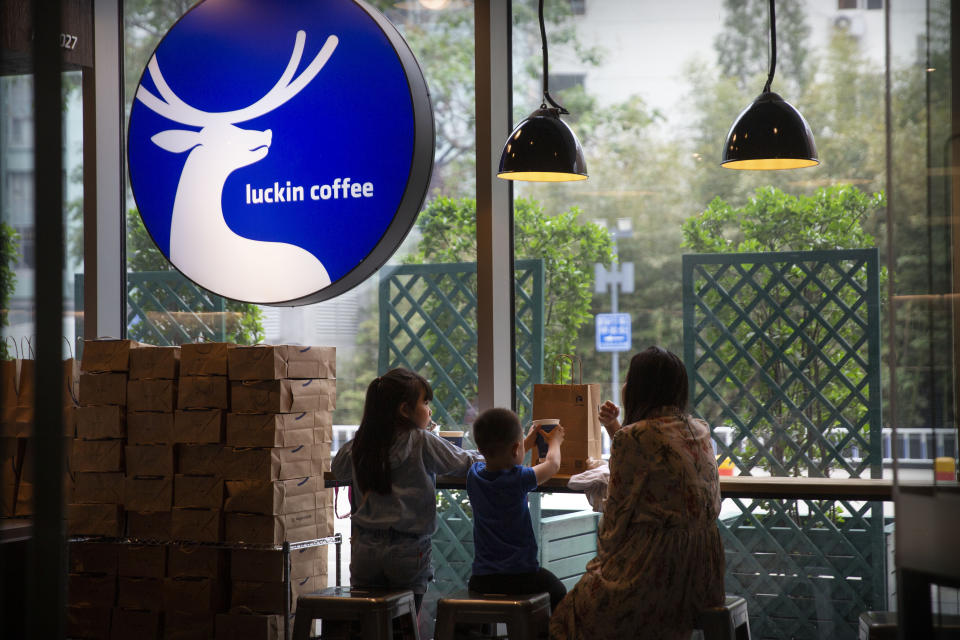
331;368;480;611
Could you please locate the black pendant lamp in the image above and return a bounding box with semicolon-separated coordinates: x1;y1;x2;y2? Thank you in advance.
721;0;818;170
497;0;587;182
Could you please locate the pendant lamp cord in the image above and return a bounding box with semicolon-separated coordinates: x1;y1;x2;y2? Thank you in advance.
763;0;777;93
539;0;569;114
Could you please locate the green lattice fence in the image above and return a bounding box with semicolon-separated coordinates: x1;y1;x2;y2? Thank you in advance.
682;249;884;640
74;271;229;352
378;260;545;600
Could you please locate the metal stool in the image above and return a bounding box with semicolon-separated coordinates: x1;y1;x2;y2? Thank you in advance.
434;591;550;640
696;595;751;640
292;586;420;640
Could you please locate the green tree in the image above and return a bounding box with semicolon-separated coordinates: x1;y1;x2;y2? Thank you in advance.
126;209;264;345
0;223;19;359
681;184;885;477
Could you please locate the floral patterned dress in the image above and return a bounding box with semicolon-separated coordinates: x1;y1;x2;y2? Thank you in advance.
550;409;725;640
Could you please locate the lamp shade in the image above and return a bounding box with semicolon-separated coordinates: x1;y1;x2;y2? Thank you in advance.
721;91;818;170
497;107;588;182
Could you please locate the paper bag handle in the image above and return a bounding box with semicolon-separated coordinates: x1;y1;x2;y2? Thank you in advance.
553;353;582;384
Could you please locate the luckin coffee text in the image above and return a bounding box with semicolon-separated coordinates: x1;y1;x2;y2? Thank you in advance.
245;178;374;204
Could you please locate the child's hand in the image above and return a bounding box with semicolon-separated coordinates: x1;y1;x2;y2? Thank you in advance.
543;424;565;445
523;423;541;452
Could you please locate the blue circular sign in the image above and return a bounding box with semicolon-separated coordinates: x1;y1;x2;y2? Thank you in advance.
128;0;434;305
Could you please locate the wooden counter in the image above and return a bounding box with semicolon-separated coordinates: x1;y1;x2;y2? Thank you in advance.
323;472;895;501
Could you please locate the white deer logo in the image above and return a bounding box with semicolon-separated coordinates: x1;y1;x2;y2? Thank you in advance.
136;31;339;303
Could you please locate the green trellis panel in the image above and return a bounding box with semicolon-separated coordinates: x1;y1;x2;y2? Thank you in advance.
682;249;884;640
378;259;545;600
74;271;228;353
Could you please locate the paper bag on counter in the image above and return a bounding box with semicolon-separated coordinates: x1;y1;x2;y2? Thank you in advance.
178;376;229;410
532;355;603;475
129;345;180;380
230;378;335;413
228;344;336;380
180;343;233;376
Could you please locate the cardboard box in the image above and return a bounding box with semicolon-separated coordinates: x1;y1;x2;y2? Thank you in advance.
127;378;177;412
73;472;124;504
174;474;224;509
78;372;128;406
215;613;282;640
71;438;124;472
117;576;163;610
168;547;226;579
181;343;233;376
125;444;175;476
123;476;172;512
75;405;125;439
220;445;315;481
224;476;319;515
163;576;227;613
166;612;217;640
127;510;172;541
226;411;320;448
230;546;322;582
178;376;229;410
230;379;335;413
69;541;119;574
110;608;161;640
68;572;117;607
118;545;166;578
177;443;225;475
224;510;318;544
228;345;336;380
129;345;180;380
174;409;224;444
172;507;222;542
127;411;173;444
81;339;143;373
230;574;325;614
67;503;123;537
67;606;112;639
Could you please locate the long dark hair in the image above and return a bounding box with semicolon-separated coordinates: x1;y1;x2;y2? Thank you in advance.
621;346;689;425
352;368;433;495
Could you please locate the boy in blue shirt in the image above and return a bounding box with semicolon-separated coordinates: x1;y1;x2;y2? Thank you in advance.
466;407;568;611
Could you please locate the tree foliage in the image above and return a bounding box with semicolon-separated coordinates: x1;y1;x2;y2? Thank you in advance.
0;224;19;359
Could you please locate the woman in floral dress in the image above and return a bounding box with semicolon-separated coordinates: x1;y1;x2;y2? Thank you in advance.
550;346;725;640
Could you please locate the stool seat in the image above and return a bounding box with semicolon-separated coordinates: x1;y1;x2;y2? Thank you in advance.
696;595;751;640
434;591;550;640
293;586;420;640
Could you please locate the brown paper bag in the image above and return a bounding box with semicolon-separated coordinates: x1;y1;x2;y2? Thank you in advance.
230;378;335;413
128;411;173;444
228;344;336;380
71;438;124;472
221;445;314;481
67;573;117;607
176;443;226;475
78;372;127;406
127;510;172;541
224;510;318;544
127;378;177;412
214;613;282;640
80;338;143;372
225;411;318;448
67;502;123;536
126;444;175;476
163;576;226;613
178;376;229;410
532;355;603;475
171;507;222;542
75;405;125;439
230;546;321;582
69;541;119;574
181;343;233;376
223;476;318;514
118;545;167;578
110;609;161;640
167;547;226;579
72;472;124;504
67;606;113;640
173;409;224;444
230;574;323;614
123;476;173;512
168;612;216;640
129;345;180;380
117;576;163;610
174;474;224;509
1;358;34;431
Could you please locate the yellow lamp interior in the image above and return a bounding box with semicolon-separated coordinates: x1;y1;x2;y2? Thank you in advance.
497;171;588;182
721;157;820;170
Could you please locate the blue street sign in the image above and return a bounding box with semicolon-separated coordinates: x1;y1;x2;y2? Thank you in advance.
127;0;434;305
596;313;631;352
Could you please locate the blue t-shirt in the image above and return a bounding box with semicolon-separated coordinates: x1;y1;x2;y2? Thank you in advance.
466;461;539;576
